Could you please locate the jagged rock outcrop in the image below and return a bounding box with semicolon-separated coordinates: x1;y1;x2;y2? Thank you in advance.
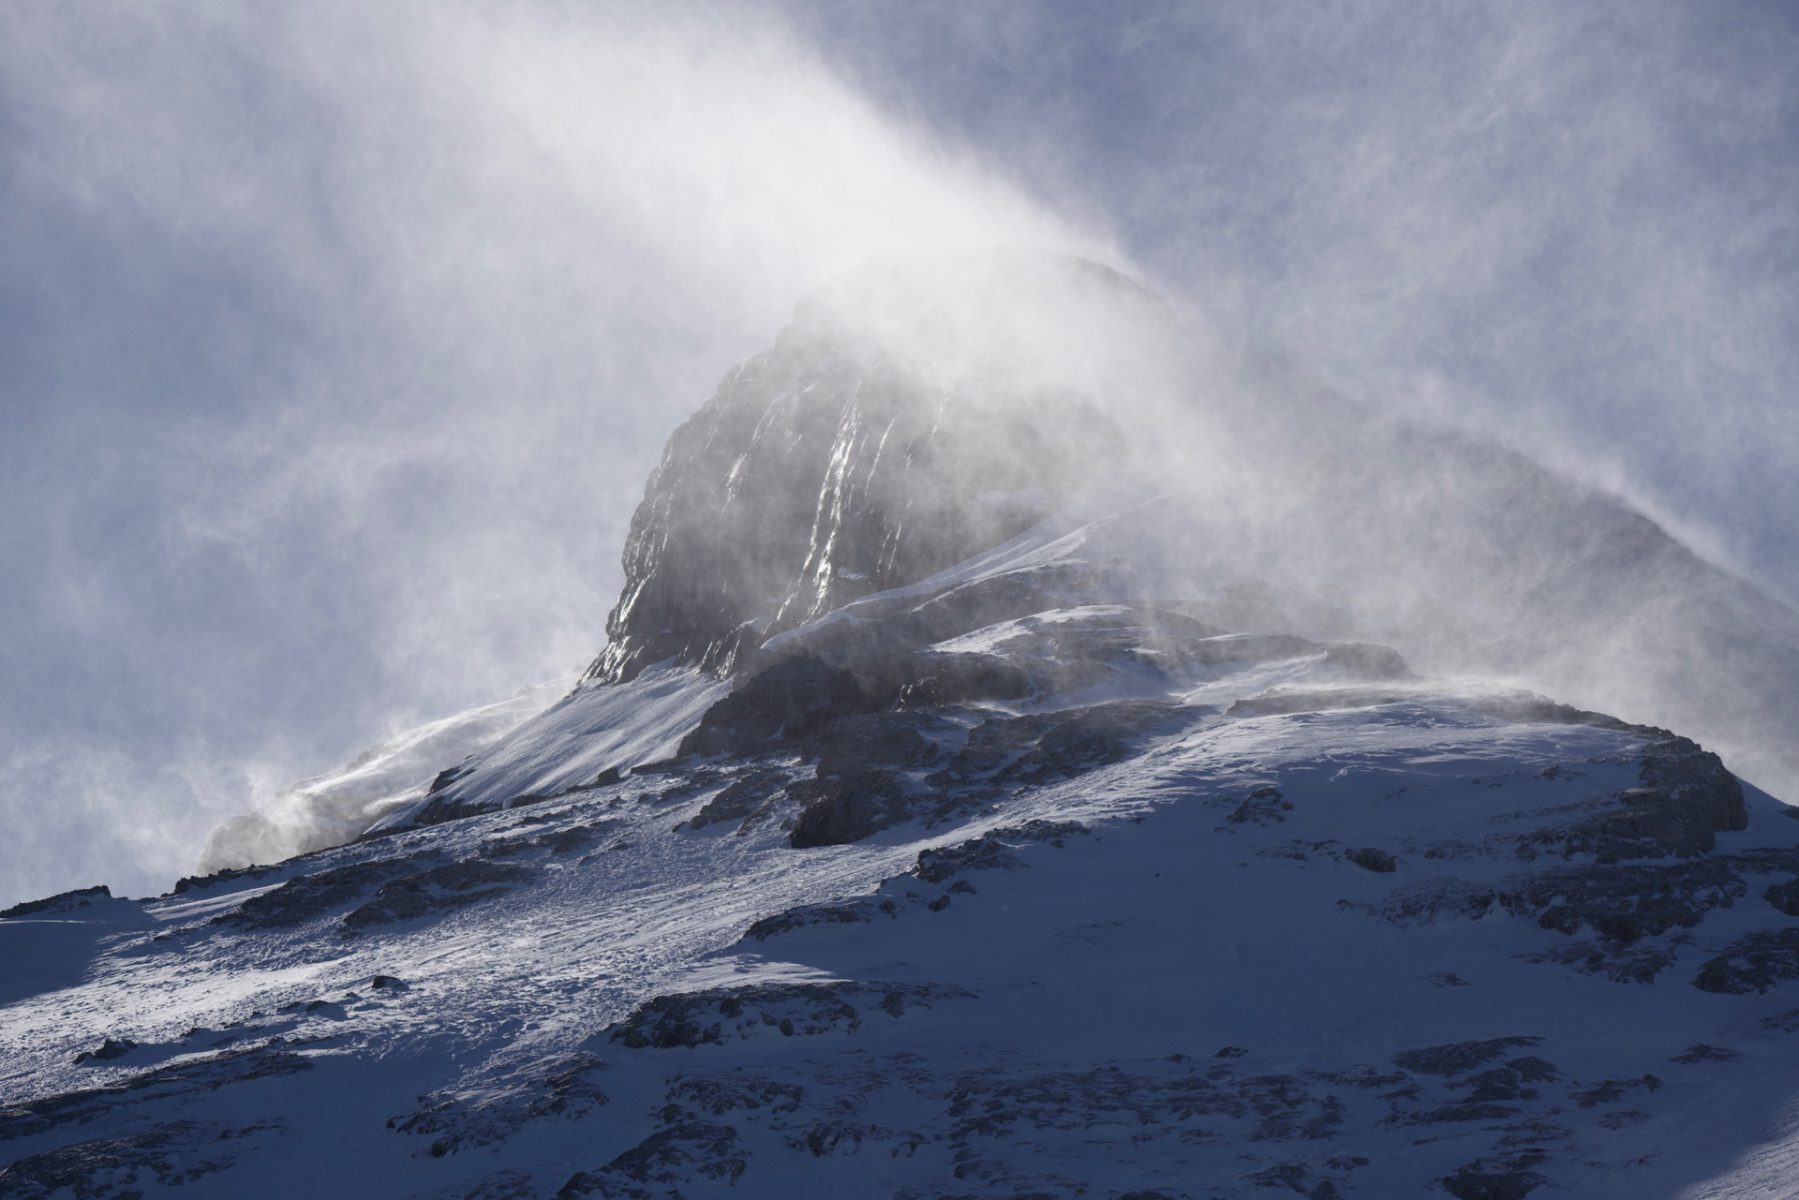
584;253;1153;684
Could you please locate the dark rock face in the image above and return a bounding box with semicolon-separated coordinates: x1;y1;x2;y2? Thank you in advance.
609;981;969;1050
1503;860;1746;943
1694;928;1799;994
0;885;111;919
211;860;416;931
1392;1038;1543;1077
585;256;1146;686
1766;878;1799;916
1577;737;1748;859
72;1038;136;1066
787;769;913;849
341;860;532;931
1345;847;1397;873
1441;1153;1548;1200
678;656;880;759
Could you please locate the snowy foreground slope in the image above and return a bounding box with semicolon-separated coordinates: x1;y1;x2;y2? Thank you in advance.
8;252;1799;1198
5;539;1799;1198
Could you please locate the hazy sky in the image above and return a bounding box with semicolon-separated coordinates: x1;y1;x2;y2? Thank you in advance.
2;0;1795;908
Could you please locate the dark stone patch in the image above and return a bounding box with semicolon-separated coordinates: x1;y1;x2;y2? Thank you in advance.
0;1120;274;1199
810;711;943;775
1346;847;1397;873
929;702;1180;792
1765;878;1799;916
897;650;1037;708
1457;1069;1538;1103
390;1053;608;1157
1393;1037;1542;1076
788;768;915;848
342;860;532;931
1695;927;1799;994
171;863;282;897
669;1075;805;1118
1227;786;1293;826
211;859;420;931
1671;1044;1739;1064
609;981;968;1050
1760;1008;1799;1033
1;885;112;919
680;656;883;759
1568;1075;1661;1108
0;1043;313;1144
1528;735;1747;862
562;1120;747;1193
683;769;795;833
742;896;901;941
1441;1151;1547;1200
1365;878;1501;925
1506;1057;1561;1083
1503;859;1744;943
72;1038;137;1065
1520;938;1680;985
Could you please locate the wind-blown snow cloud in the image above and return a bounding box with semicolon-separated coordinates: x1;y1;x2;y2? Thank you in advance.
0;0;1101;905
791;0;1799;595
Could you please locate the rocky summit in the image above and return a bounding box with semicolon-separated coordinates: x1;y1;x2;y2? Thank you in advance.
5;254;1799;1199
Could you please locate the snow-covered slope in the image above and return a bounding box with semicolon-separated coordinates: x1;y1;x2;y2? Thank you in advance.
8;251;1799;1198
2;633;1791;1198
198;681;570;874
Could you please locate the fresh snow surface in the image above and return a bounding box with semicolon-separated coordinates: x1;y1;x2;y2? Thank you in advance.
287;681;572;825
5;664;1799;1197
371;663;732;829
199;680;570;871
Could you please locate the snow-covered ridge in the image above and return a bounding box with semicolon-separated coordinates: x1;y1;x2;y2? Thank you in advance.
8;249;1799;1197
2;629;1787;1197
198;680;570;874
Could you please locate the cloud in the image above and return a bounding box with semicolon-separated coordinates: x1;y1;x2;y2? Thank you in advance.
0;0;1102;906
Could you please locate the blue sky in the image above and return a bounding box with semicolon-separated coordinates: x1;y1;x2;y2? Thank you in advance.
2;0;1795;907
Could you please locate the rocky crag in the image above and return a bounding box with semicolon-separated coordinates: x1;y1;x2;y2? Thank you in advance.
6;252;1799;1199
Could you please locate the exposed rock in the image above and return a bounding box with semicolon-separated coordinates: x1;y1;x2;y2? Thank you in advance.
211;859;420;931
932;702;1180;792
1503;859;1745;943
1441;1152;1547;1200
0;1121;272;1200
1369;878;1501;925
1671;1044;1739;1064
1226;786;1293;827
1541;735;1747;861
810;710;942;776
1393;1037;1542;1076
1695;928;1799;994
585;254;1142;685
609;981;968;1050
683;769;794;833
1;885;112;919
342;860;532;931
1569;1074;1661;1108
1764;878;1799;916
391;1053;608;1157
679;655;882;758
1346;847;1397;873
1521;938;1680;984
787;768;915;848
72;1038;136;1066
742;896;901;941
